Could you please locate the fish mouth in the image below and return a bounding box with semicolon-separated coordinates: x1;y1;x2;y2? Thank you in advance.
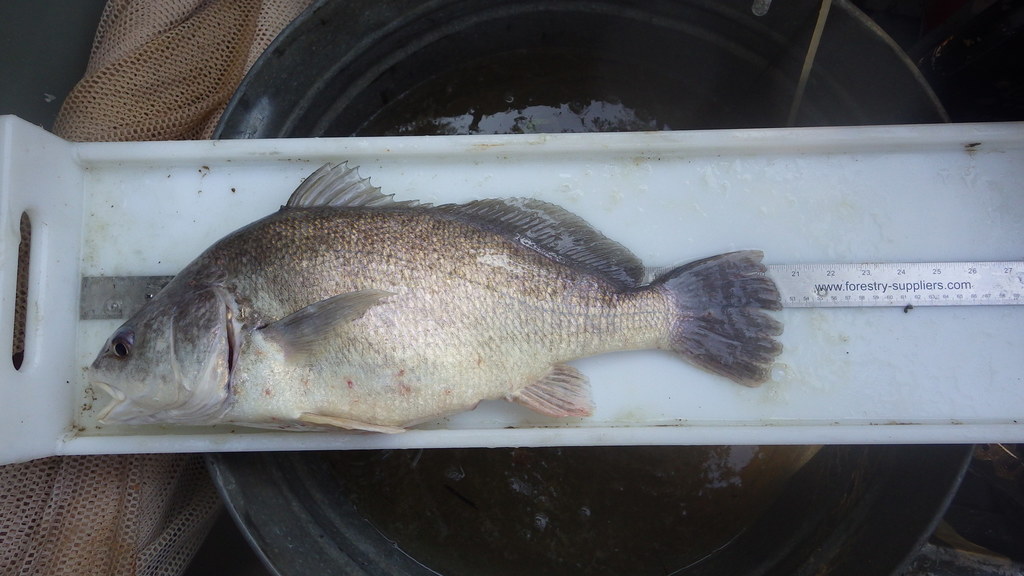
92;381;127;423
91;378;231;426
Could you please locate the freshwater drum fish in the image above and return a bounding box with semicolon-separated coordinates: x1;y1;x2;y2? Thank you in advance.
89;163;783;432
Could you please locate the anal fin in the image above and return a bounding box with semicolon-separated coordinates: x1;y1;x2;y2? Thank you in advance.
507;364;594;418
299;412;406;434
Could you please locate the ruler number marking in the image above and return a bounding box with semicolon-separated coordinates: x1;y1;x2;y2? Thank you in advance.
768;261;1023;308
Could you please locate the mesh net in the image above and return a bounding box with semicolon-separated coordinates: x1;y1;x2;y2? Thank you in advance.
54;0;311;142
2;1;311;574
0;455;221;576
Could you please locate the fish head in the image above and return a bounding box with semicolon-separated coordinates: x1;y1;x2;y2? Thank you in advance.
89;284;241;425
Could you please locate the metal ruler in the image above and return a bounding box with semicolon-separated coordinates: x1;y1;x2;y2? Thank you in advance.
767;261;1024;308
81;261;1024;320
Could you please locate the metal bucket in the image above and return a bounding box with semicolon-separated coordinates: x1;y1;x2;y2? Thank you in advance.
212;1;961;574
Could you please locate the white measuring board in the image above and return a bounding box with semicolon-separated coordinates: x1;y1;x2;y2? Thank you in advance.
1;115;1022;464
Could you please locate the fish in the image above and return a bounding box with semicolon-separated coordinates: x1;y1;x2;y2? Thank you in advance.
89;163;783;432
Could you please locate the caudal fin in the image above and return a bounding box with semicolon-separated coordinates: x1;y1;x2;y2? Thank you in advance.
655;250;783;386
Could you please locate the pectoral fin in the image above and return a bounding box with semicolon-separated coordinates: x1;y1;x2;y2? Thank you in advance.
507;364;594;418
299;412;406;433
260;289;392;360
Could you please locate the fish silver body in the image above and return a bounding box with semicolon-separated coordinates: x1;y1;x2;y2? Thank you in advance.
89;163;783;432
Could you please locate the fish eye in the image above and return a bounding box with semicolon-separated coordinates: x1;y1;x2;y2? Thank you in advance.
110;330;134;358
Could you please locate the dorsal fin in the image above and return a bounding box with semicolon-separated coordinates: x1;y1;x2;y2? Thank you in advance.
438;197;645;289
286;162;420;209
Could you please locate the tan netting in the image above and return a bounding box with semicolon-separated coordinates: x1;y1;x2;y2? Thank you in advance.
54;0;312;142
0;455;221;575
2;1;311;574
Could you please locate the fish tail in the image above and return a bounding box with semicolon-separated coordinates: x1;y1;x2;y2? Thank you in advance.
654;250;783;386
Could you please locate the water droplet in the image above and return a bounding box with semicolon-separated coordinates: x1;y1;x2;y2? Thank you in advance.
533;513;549;531
445;465;466;481
751;0;772;17
508;476;533;496
771;363;789;381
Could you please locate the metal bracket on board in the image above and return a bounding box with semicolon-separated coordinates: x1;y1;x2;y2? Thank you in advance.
80;276;175;320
